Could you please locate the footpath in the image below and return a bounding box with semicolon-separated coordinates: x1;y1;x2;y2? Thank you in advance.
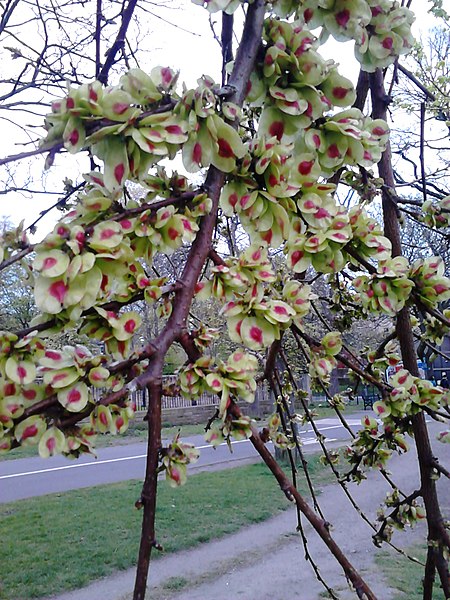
47;419;450;600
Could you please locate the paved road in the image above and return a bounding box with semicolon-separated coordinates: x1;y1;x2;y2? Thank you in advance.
0;413;368;503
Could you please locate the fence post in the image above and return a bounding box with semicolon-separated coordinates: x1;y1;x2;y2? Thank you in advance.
299;373;311;408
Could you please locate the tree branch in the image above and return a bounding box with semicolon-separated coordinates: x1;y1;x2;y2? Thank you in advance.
369;67;450;597
131;3;268;597
229;401;377;600
97;0;139;85
133;376;164;600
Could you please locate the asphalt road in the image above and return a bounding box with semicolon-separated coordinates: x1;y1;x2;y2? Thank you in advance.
0;413;368;503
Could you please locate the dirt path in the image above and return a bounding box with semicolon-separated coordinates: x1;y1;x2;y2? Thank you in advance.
50;422;450;600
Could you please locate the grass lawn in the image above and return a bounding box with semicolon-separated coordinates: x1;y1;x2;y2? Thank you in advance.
308;401;366;420
0;420;209;462
376;545;444;599
0;405;361;462
0;456;331;599
307;404;339;419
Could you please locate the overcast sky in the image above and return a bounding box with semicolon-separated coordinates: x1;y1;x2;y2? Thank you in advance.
0;0;438;239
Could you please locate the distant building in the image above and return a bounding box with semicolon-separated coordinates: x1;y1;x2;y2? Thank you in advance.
427;335;450;383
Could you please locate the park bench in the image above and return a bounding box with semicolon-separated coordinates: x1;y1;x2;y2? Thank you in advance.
361;388;381;410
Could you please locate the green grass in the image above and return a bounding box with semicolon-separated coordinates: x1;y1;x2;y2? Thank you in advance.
0;457;331;599
307;401;365;420
0;404;356;462
0;421;209;462
160;422;209;439
376;545;444;599
307;404;338;419
160;576;189;592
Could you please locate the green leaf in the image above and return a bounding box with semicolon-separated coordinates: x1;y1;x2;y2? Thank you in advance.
63;117;86;153
34;250;70;278
15;416;46;446
57;382;90;413
43;367;79;389
38;426;66;458
5;356;36;385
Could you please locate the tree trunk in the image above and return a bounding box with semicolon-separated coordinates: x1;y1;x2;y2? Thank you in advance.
133;377;163;600
369;69;450;599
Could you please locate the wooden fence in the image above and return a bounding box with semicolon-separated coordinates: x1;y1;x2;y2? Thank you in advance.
91;379;271;413
134;389;216;410
131;383;271;413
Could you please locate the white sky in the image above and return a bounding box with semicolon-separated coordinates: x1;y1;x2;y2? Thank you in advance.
0;1;439;239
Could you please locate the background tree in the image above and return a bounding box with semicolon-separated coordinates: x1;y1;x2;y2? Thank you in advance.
1;3;450;600
0;217;36;329
0;260;35;328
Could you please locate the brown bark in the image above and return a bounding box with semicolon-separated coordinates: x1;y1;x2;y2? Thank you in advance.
229;402;377;600
97;0;139;84
133;376;163;600
369;68;450;599
131;3;267;598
